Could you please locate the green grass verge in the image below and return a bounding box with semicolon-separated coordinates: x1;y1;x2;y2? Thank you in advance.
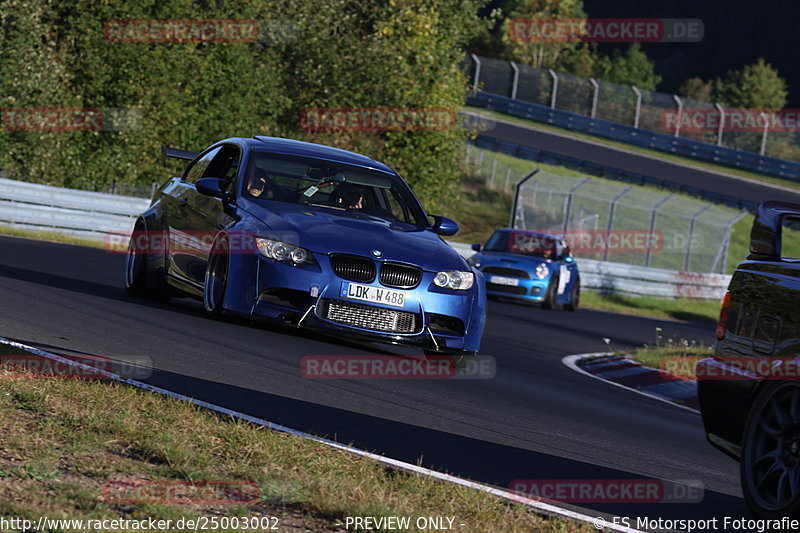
0;225;105;249
625;342;714;380
465;106;800;192
580;291;720;323
0;349;590;533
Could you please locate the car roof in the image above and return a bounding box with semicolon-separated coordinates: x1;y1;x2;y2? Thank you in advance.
231;136;396;175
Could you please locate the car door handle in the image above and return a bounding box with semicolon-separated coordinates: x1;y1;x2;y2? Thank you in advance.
179;198;189;207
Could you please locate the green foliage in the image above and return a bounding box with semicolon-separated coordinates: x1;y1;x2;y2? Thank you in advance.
595;43;661;91
0;0;482;214
678;77;713;102
714;58;788;109
501;0;587;69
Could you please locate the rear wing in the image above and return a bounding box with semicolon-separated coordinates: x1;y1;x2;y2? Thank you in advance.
161;145;198;166
749;201;800;259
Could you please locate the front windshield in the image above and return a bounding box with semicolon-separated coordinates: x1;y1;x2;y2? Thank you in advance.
484;230;561;259
243;152;428;226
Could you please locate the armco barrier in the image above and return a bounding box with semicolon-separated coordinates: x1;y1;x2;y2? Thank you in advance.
447;241;730;300
0;177;149;241
468;91;800;184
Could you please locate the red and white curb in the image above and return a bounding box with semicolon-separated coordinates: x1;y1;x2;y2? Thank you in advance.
0;337;644;533
563;352;699;414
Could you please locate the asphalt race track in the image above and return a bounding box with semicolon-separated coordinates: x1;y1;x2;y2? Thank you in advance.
0;236;748;526
470;111;800;207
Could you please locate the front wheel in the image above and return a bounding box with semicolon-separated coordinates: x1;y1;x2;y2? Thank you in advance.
740;382;800;518
203;237;229;315
541;276;558;310
564;279;580;312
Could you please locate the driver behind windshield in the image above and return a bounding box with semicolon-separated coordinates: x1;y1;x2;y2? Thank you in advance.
335;183;367;210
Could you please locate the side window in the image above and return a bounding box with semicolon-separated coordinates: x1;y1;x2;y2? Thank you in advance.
184;147;222;184
382;188;410;223
203;145;240;183
781;216;800;260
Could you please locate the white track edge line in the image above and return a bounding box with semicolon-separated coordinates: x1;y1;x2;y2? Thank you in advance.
0;337;645;533
562;352;699;414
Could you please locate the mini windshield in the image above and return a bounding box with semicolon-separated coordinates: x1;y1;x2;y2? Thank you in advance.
244;152;428;226
484;230;564;259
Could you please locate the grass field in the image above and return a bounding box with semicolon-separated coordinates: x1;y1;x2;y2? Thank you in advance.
0;344;590;533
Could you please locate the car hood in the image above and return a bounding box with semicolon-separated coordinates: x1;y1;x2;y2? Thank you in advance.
243;202;467;270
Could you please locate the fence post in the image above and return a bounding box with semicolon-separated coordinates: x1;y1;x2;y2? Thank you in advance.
683;204;712;271
562;178;592;233
672;95;683;137
589;78;599;119
504;167;512;192
510;61;519;100
470;53;481;93
548;69;559;109
490;158;498;187
603;186;633;261
510;169;540;229
645;195;673;266
711;210;748;274
715;103;725;146
631;86;642;129
760;111;770;156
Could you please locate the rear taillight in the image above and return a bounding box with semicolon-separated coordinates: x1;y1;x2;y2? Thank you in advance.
716;291;732;340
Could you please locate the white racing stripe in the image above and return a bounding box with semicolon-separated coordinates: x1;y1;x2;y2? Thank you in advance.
0;336;645;533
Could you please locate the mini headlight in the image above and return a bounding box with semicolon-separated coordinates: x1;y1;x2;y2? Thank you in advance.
433;271;474;290
535;263;549;279
255;238;314;265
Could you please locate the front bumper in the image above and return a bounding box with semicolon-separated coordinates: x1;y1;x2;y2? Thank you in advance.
245;254;484;353
483;275;549;302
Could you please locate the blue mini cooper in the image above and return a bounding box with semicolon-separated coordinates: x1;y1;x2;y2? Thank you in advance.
468;228;579;311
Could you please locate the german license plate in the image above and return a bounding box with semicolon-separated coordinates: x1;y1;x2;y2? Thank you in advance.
489;275;520;286
341;282;405;308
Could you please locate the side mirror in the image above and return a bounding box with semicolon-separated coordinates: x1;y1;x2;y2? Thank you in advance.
430;215;460;237
471;243;482;252
196;177;228;199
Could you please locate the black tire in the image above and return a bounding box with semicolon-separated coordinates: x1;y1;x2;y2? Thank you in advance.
124;224;170;301
564;279;580;312
740;381;800;519
541;276;558;310
203;236;229;315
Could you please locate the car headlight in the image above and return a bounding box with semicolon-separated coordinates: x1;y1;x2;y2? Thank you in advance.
256;238;315;265
534;263;549;279
433;270;474;290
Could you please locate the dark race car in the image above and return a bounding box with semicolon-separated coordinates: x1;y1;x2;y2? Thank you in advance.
698;201;800;518
124;136;486;356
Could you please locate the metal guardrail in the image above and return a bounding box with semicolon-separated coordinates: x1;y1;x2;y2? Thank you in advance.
447;241;730;300
468;91;800;185
0;178;150;241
